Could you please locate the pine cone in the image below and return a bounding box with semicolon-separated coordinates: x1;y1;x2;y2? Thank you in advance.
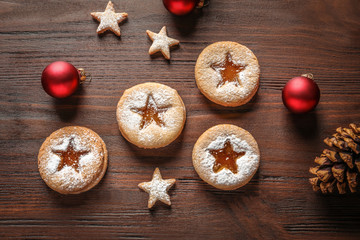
309;123;360;194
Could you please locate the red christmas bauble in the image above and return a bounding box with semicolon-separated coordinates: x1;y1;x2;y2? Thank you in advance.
282;74;320;114
41;61;80;98
163;0;198;16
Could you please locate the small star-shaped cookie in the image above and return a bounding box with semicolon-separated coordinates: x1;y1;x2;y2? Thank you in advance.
138;168;176;208
91;1;128;36
146;26;180;60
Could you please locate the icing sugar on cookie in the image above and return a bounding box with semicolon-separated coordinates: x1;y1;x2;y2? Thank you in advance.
138;168;176;208
38;126;108;194
91;1;128;36
146;26;180;60
195;41;260;107
193;124;260;190
116;82;186;149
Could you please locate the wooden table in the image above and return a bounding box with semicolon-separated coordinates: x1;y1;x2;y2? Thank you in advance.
1;0;360;239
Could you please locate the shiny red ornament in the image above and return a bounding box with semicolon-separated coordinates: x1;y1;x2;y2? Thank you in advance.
282;74;320;114
41;61;85;98
163;0;199;16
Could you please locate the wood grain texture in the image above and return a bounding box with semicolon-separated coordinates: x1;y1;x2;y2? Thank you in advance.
1;0;360;239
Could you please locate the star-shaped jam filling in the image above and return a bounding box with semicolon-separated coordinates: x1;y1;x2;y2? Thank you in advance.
211;53;246;88
52;138;90;172
208;139;246;174
131;94;170;130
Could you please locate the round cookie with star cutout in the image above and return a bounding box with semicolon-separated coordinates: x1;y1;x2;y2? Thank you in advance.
195;41;260;107
192;124;260;190
116;82;186;149
38;126;108;194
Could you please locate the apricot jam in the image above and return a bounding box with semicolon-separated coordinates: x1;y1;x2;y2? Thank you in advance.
52;139;89;172
131;94;170;130
209;139;245;174
211;53;245;88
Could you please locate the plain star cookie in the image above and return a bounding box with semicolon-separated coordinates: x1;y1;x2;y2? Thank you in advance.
195;41;260;107
146;26;180;60
116;82;186;149
38;126;108;194
192;124;260;190
91;1;128;36
138;168;176;208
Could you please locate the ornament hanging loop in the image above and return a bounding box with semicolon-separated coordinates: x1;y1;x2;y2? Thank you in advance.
78;68;92;84
197;0;209;8
301;73;314;80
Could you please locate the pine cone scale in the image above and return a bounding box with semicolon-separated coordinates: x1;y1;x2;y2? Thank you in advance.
309;123;360;194
331;164;345;182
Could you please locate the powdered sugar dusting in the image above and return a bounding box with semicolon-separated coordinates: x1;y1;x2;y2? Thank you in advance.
39;127;105;192
46;154;60;174
117;83;186;148
152;34;171;50
119;87;176;132
142;174;172;199
147;26;180;59
200;135;259;186
91;1;128;36
138;168;175;208
196;42;260;105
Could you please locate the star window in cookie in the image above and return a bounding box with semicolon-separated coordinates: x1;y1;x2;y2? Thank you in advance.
211;53;246;88
208;139;245;174
146;26;180;60
91;1;128;36
52;138;89;172
138;168;176;208
130;94;170;130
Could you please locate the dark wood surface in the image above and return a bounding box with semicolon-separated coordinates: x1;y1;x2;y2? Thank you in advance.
1;0;360;239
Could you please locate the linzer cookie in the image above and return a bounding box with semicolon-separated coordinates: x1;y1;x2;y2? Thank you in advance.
38;126;108;194
195;41;260;107
192;124;260;190
116;82;186;149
